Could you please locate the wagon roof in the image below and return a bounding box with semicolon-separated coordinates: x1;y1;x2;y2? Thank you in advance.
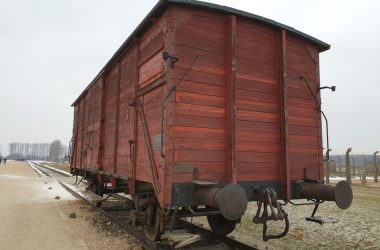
72;0;330;106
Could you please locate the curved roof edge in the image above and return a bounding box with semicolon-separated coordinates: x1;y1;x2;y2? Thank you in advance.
171;0;330;51
72;0;330;106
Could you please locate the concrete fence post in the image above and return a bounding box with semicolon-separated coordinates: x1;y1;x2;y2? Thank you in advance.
345;148;352;185
361;171;367;185
363;158;368;177
374;151;379;183
351;157;355;177
338;156;342;177
325;149;332;184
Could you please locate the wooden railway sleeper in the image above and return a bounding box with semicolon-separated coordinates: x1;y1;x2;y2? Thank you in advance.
252;187;289;241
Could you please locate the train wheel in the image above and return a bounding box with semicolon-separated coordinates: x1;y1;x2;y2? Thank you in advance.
207;214;237;236
144;202;161;241
87;177;104;196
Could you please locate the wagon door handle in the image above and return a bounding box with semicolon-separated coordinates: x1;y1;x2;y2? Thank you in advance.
128;139;135;162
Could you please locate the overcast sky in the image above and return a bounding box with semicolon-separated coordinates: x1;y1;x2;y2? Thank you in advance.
0;0;379;155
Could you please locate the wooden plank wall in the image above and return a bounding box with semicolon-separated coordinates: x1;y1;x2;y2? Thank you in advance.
138;13;165;88
70;5;324;201
116;47;137;177
76;99;85;169
286;34;322;180
235;18;281;182
71;11;167;190
171;7;227;182
91;81;102;168
135;12;167;185
170;9;322;183
83;80;102;169
83;88;92;167
71;105;80;169
102;64;119;172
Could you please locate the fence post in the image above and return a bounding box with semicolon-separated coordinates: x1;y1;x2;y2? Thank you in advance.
351;157;355;177
361;171;367;185
338;156;342;177
345;148;352;185
325;149;332;184
364;158;368;177
374;151;379;183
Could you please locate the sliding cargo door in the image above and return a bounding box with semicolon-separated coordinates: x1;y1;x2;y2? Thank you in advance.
116;47;138;177
84;81;102;169
102;64;119;173
100;46;138;178
83;90;92;168
76;98;85;170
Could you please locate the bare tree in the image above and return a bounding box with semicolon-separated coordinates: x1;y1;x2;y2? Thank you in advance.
49;140;63;162
8;142;51;160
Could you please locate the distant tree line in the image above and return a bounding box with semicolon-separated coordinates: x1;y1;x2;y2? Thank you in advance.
8;140;67;161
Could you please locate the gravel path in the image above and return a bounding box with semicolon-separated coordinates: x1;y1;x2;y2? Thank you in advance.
0;161;141;250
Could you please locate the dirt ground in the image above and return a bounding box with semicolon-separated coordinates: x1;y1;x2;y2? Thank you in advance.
0;161;141;250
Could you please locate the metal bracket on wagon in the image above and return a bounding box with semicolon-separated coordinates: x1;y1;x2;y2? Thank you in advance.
252;187;289;241
298;180;353;224
162;51;178;68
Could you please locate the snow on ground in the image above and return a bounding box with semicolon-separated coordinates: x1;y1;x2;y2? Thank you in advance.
0;174;30;180
330;176;374;181
31;180;76;203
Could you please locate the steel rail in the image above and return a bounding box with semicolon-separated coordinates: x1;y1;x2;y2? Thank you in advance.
59;179;260;249
28;162;51;177
32;163;261;250
30;163;156;249
31;162;70;177
58;181;158;250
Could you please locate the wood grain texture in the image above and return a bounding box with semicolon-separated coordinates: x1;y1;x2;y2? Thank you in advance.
70;5;326;205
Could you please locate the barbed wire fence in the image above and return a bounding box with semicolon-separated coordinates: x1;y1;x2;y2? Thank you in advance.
324;148;379;185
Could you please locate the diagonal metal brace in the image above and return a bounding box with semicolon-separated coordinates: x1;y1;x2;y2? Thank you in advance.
137;99;160;193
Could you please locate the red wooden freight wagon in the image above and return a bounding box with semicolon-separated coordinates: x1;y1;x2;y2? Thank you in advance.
71;0;352;241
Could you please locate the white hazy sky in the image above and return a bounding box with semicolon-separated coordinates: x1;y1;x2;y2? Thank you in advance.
0;0;379;155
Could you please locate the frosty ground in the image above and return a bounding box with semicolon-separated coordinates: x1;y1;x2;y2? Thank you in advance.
234;181;380;250
189;179;380;250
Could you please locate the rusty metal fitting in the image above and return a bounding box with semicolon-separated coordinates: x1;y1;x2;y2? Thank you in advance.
299;180;352;209
194;184;248;221
252;187;287;224
252;187;289;241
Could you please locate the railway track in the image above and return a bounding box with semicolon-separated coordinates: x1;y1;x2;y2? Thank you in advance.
29;162;258;250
